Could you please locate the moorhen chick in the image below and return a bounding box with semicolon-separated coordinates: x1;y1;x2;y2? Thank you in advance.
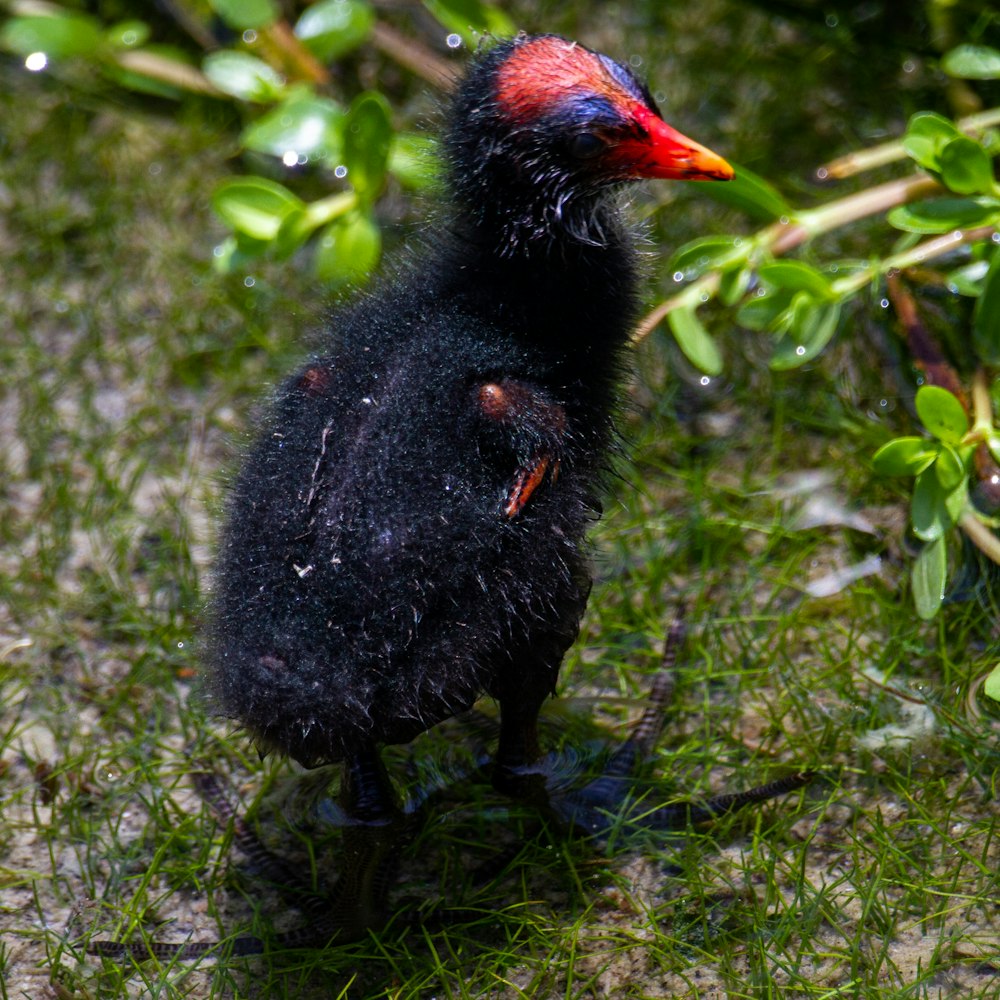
205;32;794;941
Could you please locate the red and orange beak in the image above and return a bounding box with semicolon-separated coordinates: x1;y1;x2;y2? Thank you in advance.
622;105;734;182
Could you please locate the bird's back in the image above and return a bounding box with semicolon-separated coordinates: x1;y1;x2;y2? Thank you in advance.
209;273;600;765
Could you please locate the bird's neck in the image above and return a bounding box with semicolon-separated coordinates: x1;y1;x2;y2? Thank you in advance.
441;205;641;377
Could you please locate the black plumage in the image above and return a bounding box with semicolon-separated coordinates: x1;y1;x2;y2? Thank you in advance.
208;33;733;798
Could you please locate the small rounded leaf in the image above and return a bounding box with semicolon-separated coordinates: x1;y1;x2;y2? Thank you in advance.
872;437;938;477
983;663;1000;702
342;92;393;202
668;236;746;280
934;444;967;492
272;207;316;260
209;0;279;31
295;0;374;61
947;258;990;297
770;299;841;370
1;13;104;58
388;132;440;190
203;51;285;103
211;232;271;273
911;468;953;541
736;285;796;332
105;20;150;49
942;44;1000;80
241;92;344;160
758;261;835;300
939;136;995;196
718;266;752;307
902;111;961;171
888;197;1000;235
667;305;723;376
915;385;969;444
212;177;304;240
912;535;947;620
315;210;381;286
422;0;516;46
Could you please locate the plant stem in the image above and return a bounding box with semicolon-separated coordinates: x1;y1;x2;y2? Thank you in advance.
371;22;457;90
831;224;999;299
783;175;942;250
819;106;1000;180
305;191;358;228
959;510;1000;565
114;49;221;95
633;173;943;344
259;21;330;86
970;368;994;438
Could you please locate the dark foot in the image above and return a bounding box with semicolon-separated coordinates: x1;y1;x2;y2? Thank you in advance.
498;615;813;839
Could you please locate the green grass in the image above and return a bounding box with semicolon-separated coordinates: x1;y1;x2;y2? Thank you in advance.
2;8;999;999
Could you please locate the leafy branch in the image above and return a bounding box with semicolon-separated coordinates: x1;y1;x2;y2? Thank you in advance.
0;0;512;283
635;105;1000;374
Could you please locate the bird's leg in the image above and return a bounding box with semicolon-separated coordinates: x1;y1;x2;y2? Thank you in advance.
491;687;550;805
323;744;408;935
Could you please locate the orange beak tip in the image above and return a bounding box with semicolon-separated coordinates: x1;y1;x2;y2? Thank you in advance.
637;108;734;182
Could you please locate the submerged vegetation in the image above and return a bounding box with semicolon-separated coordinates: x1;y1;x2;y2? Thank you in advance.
1;1;998;997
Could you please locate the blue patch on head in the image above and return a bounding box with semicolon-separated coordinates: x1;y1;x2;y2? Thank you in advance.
566;93;621;128
598;54;645;103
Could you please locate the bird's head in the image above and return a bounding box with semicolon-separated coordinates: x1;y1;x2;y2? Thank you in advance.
444;34;734;253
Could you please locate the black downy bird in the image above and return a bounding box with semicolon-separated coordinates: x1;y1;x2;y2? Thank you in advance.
206;33;803;939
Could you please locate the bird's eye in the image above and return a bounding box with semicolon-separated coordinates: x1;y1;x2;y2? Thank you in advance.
568;131;606;159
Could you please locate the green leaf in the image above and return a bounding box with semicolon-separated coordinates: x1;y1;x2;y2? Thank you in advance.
211;232;271;273
901;111;961;171
241;92;344;160
758;260;835;300
872;437;938;477
272;207;317;259
939;136;996;196
973;250;1000;364
934;444;968;492
388;132;440;190
983;662;1000;702
315;210;381;286
1;14;104;59
912;470;949;541
343;92;393;202
668;236;747;280
911;467;966;541
667;305;723;376
771;298;841;370
209;0;279;31
422;0;517;45
718;266;752;307
295;0;374;61
942;44;1000;80
915;385;969;444
203;50;286;103
947;258;990;297
736;285;796;332
105;20;150;49
888;197;1000;234
697;164;791;222
212;177;304;240
912;535;946;620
